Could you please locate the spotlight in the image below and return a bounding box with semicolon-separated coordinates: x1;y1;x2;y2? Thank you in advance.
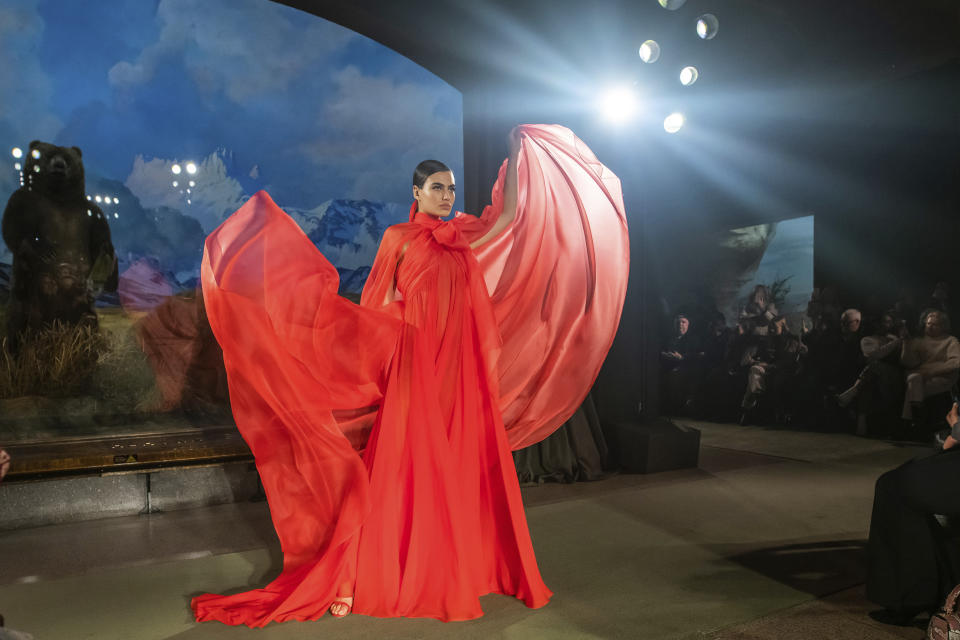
113;212;119;218
172;180;179;187
680;66;699;86
14;162;21;171
86;195;91;201
11;147;22;159
31;149;40;160
664;112;685;133
185;162;197;175
187;199;192;205
188;180;195;188
95;195;102;202
113;197;119;204
658;0;687;9
598;86;639;123
171;163;182;175
638;40;661;63
696;14;719;40
32;165;40;173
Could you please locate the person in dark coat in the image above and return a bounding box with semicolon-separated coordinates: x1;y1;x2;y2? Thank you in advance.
867;403;960;625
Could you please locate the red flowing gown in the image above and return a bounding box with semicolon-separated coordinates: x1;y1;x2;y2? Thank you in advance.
191;124;629;626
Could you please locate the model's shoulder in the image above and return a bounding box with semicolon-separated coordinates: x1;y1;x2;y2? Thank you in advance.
383;222;420;236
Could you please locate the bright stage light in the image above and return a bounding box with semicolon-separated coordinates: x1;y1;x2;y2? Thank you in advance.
113;197;119;204
95;195;102;203
638;40;661;63
696;14;719;40
598;86;639;123
172;180;178;187
188;180;195;187
185;162;197;175
31;149;40;160
13;162;21;171
680;66;699;86
658;0;687;9
171;163;182;175
11;147;22;159
664;113;685;133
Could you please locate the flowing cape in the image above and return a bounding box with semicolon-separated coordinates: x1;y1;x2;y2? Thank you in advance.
362;123;629;448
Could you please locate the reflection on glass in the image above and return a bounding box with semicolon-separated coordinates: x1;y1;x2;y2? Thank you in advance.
31;149;41;159
13;162;21;171
11;147;22;158
658;0;687;9
171;163;182;175
185;162;197;175
680;66;699;86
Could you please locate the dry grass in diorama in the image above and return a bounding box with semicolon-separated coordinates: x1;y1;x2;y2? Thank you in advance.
0;321;107;399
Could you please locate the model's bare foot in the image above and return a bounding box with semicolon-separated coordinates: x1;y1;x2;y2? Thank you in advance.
329;596;353;618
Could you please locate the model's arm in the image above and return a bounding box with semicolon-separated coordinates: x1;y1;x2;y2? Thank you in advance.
470;129;522;249
381;241;410;306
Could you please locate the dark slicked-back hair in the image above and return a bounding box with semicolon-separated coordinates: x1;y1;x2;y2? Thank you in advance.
412;160;451;188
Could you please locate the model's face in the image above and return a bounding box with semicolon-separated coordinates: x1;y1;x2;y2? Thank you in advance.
413;171;455;217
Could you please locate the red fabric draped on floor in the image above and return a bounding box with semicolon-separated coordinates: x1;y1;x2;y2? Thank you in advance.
191;124;628;626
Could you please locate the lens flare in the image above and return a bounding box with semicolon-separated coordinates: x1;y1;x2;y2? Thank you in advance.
658;0;687;9
171;164;182;175
185;162;197;175
11;147;22;159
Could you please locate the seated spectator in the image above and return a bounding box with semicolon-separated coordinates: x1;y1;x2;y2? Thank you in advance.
866;403;960;626
900;310;960;425
738;316;806;424
740;285;777;336
836;311;908;435
660;313;700;413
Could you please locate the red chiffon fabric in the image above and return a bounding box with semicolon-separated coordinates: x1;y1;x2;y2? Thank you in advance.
191;124;628;626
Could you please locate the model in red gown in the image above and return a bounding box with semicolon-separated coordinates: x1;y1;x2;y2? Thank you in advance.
191;124;629;626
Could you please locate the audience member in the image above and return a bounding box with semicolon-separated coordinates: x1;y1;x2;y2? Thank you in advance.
866;403;960;626
900;310;960;426
660;313;701;413
836;311;908;435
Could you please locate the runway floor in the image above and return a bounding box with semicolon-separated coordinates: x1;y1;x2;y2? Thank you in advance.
0;421;934;639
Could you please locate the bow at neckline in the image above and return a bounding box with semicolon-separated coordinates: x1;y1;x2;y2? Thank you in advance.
410;204;470;250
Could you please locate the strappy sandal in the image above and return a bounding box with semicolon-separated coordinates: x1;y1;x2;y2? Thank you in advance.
329;596;353;618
